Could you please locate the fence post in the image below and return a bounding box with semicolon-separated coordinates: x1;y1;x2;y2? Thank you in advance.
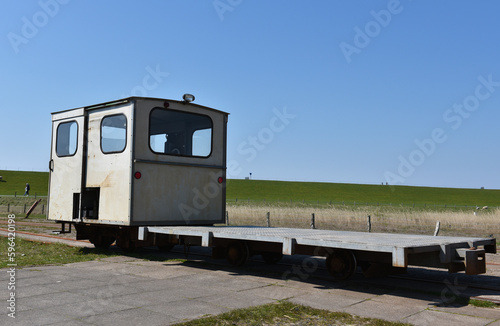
7;204;10;212
15;192;17;198
24;204;27;213
434;221;440;236
266;212;270;227
367;215;371;232
310;213;315;229
42;204;45;215
225;211;229;225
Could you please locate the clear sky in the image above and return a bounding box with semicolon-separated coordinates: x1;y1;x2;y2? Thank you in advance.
1;1;499;189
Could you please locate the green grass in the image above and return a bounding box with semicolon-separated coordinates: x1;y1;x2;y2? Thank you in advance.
226;179;500;207
0;170;48;197
2;170;500;209
174;300;411;326
0;237;119;268
469;299;498;308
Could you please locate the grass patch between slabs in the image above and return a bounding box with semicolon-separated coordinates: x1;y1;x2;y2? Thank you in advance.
173;300;411;326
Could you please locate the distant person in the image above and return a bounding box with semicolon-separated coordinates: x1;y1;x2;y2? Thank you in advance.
24;183;30;196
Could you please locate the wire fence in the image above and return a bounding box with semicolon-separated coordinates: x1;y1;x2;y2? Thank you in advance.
224;207;500;237
0;203;46;215
1;196;497;218
0;194;47;199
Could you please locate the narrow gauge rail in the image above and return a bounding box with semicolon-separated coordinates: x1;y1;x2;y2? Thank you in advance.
139;225;497;280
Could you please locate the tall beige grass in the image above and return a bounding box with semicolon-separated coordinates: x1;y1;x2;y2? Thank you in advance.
226;204;500;238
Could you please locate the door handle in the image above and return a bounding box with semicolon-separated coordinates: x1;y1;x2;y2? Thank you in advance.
49;159;54;172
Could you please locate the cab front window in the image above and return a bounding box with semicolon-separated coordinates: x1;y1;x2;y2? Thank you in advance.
149;108;213;158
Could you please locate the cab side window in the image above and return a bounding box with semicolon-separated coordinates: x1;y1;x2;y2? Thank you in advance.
101;114;127;154
56;121;78;157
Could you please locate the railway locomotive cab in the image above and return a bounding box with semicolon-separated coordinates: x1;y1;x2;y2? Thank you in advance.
48;96;497;280
48;96;228;251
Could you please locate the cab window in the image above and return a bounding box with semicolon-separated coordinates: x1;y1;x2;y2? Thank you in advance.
56;121;78;157
101;114;127;153
149;108;212;157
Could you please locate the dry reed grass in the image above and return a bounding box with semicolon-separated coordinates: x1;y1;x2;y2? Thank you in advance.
226;204;500;238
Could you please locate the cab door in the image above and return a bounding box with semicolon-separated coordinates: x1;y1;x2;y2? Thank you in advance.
47;109;85;221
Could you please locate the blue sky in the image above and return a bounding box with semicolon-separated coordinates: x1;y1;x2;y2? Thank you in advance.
1;1;500;189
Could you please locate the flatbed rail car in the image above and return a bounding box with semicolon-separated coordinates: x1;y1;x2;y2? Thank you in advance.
48;95;497;280
138;226;497;279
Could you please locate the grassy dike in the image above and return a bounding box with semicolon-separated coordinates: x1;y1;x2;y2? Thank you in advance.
226;179;500;207
2;170;499;208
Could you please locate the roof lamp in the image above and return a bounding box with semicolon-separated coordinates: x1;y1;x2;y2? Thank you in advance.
182;94;195;103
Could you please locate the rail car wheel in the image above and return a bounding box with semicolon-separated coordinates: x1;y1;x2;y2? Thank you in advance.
117;241;136;253
262;252;283;264
90;235;115;250
227;241;249;266
158;244;175;252
325;249;357;280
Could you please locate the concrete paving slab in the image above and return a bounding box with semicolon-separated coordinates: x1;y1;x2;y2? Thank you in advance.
99;255;143;263
171;271;270;292
127;278;192;292
129;265;202;280
18;291;86;310
76;279;147;298
341;292;437;322
403;309;496;326
289;290;368;312
73;271;150;284
45;299;134;319
15;284;62;298
240;284;311;300
145;299;228;321
330;287;390;301
82;307;180;326
197;291;275;310
0;268;45;281
10;275;58;290
111;289;181;306
273;277;345;292
11;297;36;312
1;307;76;326
370;290;443;307
3;254;500;325
432;304;500;320
64;260;139;271
44;278;110;293
45;319;95;326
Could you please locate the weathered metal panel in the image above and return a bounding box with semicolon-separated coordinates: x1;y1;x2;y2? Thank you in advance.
47;112;85;221
51;108;85;122
131;163;225;225
85;103;133;224
131;98;227;225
